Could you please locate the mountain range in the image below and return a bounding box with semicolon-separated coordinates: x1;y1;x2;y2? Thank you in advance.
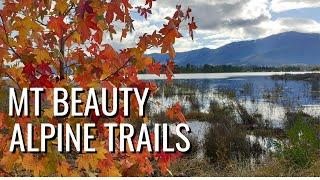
150;31;320;66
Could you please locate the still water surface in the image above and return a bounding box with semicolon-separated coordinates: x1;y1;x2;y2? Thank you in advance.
141;72;320;159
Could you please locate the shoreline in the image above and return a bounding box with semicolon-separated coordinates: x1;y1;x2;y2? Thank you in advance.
138;71;320;80
2;71;320;81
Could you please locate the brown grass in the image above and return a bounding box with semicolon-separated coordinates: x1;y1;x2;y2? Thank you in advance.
169;156;320;177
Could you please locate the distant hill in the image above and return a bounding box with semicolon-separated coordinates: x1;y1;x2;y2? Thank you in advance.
150;31;320;66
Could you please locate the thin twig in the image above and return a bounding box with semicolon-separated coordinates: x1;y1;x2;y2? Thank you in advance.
35;19;47;26
63;3;75;17
100;57;134;81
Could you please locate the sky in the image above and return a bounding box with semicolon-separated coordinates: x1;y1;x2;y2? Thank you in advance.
111;0;320;53
1;0;320;53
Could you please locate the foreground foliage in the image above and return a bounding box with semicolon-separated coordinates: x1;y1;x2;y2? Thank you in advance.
0;0;197;176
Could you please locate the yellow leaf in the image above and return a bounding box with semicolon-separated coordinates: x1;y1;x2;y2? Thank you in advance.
56;0;68;14
44;0;52;9
21;17;43;32
21;154;34;171
43;108;54;118
76;141;107;171
57;160;70;176
72;32;81;43
33;49;51;63
0;151;21;172
57;160;79;176
88;81;101;89
100;63;110;80
143;117;149;123
99;165;121;177
22;154;45;176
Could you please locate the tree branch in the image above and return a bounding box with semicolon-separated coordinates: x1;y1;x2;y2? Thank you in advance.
0;14;23;62
35;19;47;27
59;36;65;80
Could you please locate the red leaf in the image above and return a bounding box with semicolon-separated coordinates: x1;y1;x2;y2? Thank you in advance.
48;16;69;38
22;63;35;76
38;75;53;88
188;17;197;40
166;103;186;122
93;29;103;44
37;61;52;75
145;0;155;8
147;62;161;76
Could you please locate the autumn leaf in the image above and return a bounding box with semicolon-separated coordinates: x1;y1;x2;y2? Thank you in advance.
77;0;94;18
33;49;52;63
76;141;107;171
0;112;6;129
14;17;43;35
188;17;198;40
155;151;182;175
57;160;79;176
0;0;197;177
55;0;68;14
48;16;69;38
145;0;155;8
166;103;186;122
99;164;121;177
93;29;103;44
98;157;121;177
22;63;36;77
147;62;162;76
136;6;152;19
37;61;52;75
22;154;46;176
0;151;21;172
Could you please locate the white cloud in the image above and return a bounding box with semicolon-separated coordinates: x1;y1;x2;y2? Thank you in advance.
271;0;320;12
107;0;320;52
261;18;320;34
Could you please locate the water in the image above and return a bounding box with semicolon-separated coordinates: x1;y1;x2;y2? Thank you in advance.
138;72;320;80
144;73;320;127
141;72;320;160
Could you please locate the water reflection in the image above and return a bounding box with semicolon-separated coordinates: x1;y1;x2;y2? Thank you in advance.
149;76;320;127
144;74;320;163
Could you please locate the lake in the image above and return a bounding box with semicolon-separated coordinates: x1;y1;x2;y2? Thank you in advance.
140;72;320;160
138;72;320;80
141;72;320;126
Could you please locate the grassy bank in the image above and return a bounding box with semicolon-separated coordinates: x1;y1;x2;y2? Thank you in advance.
170;157;320;176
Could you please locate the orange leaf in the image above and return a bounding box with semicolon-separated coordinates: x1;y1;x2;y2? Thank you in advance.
147;62;162;76
48;16;69;38
166;103;186;122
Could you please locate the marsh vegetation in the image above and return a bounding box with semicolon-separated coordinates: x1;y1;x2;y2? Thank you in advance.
148;73;320;176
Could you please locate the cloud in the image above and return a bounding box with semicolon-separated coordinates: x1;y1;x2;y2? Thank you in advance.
154;0;271;30
2;0;320;53
106;0;320;52
265;17;320;33
271;0;320;12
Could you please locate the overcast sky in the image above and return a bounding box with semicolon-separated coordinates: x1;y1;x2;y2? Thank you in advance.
1;0;320;53
111;0;320;53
